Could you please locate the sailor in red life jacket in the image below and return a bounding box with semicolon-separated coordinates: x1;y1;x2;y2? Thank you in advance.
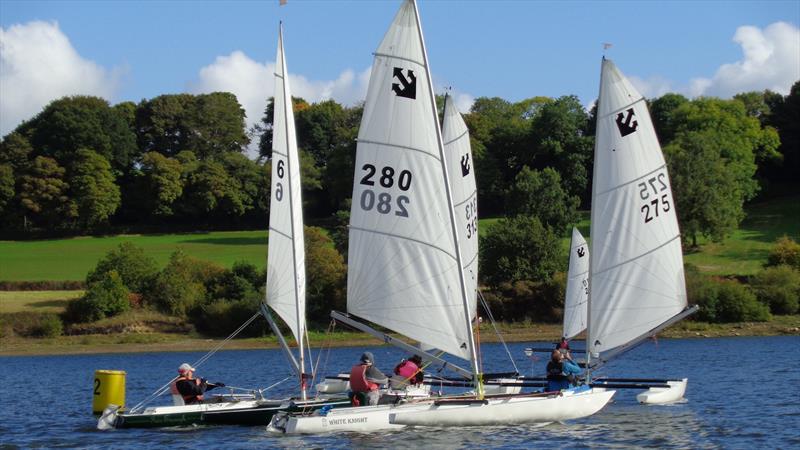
169;363;225;405
349;352;388;406
394;354;424;385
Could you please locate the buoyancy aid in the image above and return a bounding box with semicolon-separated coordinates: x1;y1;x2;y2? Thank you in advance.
394;360;419;381
349;364;378;392
170;375;204;404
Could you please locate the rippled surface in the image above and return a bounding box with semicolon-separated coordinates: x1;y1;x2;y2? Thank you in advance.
1;336;798;449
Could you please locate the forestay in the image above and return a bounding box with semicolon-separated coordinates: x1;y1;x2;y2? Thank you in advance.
563;227;588;340
266;26;306;345
588;58;687;359
347;0;473;361
442;94;479;314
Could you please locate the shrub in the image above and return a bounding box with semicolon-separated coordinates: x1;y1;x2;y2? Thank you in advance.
715;279;770;322
750;265;800;315
146;251;220;317
479;275;566;323
767;236;800;270
480;216;562;287
193;298;265;337
64;270;130;323
686;266;720;322
86;242;158;293
32;314;63;337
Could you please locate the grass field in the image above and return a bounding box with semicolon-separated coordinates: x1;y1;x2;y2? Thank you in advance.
0;230;268;281
0;290;83;313
0;195;797;282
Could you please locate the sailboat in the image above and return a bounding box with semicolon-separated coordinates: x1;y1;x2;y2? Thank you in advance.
585;57;697;404
97;25;347;430
563;228;589;341
267;0;613;433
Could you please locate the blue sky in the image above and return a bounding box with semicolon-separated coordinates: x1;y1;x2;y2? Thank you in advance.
2;0;799;141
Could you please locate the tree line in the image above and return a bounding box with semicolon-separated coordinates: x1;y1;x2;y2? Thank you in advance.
1;83;797;243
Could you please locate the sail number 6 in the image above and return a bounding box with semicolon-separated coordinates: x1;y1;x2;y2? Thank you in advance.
359;164;412;217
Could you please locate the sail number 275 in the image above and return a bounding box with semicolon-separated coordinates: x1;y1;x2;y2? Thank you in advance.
359;164;412;217
638;172;671;224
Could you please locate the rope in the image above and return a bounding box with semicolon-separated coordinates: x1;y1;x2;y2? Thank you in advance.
311;320;337;397
129;311;262;413
479;290;520;373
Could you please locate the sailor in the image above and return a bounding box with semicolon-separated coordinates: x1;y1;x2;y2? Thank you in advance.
349;352;388;406
545;350;581;392
170;363;225;405
394;354;424;385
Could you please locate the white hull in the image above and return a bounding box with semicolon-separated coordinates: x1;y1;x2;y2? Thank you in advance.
636;378;687;405
392;388;614;427
269;388;614;433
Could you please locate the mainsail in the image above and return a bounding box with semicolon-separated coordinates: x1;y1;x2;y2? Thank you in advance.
587;58;688;361
347;0;475;362
442;94;479;314
266;25;306;354
563;227;588;340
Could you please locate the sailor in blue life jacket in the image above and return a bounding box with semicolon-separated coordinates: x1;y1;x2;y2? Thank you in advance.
545;349;582;391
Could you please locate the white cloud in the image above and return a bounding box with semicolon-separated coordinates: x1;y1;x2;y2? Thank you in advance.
0;21;122;137
628;75;676;100
690;22;799;97
191;51;371;145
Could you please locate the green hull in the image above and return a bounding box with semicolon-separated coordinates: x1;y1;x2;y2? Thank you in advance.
114;398;349;429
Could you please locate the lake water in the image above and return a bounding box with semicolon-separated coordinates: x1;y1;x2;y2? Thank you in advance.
1;336;798;449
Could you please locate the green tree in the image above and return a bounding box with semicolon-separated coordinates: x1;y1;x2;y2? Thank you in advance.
0;164;13;215
138;151;183;217
17;156;75;229
86;242;159;294
66;270;131;322
148;251;223;316
69;149;121;228
480;216;562;287
649;93;689;144
189;92;250;158
665;131;744;246
506;166;579;232
17;96;137;173
136;94;195;156
0;132;33;170
303;226;346;323
179;159;243;218
715;279;770;322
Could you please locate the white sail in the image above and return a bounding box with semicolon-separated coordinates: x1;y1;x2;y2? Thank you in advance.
266;26;306;346
588;58;687;358
563;227;588;340
347;0;474;361
442;94;479;315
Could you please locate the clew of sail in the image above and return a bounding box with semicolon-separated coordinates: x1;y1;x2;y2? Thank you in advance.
442;94;479;316
347;0;473;362
266;25;306;348
588;58;688;361
563;227;589;340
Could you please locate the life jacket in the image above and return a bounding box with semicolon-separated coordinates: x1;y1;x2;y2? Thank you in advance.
170;375;204;404
394;360;419;381
349;364;378;392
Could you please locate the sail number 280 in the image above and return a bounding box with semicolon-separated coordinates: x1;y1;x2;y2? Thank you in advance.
359;164;412;218
638;172;671;224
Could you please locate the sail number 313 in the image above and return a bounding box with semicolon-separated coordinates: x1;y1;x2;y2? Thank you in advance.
360;164;412;217
638;172;671;223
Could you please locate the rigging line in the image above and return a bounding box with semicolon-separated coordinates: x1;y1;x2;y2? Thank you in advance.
453;189;478;208
268;226;293;241
478;290;520;374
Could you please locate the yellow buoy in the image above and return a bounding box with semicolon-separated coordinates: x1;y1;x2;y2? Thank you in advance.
92;370;126;415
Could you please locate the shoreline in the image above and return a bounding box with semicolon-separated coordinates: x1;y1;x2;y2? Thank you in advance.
1;317;798;357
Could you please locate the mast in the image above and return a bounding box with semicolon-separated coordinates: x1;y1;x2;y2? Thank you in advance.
278;22;306;400
585;56;605;381
410;0;483;399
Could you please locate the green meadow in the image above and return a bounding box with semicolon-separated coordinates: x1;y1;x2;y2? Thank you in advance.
0;194;797;282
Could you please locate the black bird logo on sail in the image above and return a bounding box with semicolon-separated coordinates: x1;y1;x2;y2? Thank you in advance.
615;108;638;137
392;67;416;99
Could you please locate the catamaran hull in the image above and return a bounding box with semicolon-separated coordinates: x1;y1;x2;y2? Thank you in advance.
268;389;614;433
636;378;687;405
392;388;615;427
99;398;349;429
